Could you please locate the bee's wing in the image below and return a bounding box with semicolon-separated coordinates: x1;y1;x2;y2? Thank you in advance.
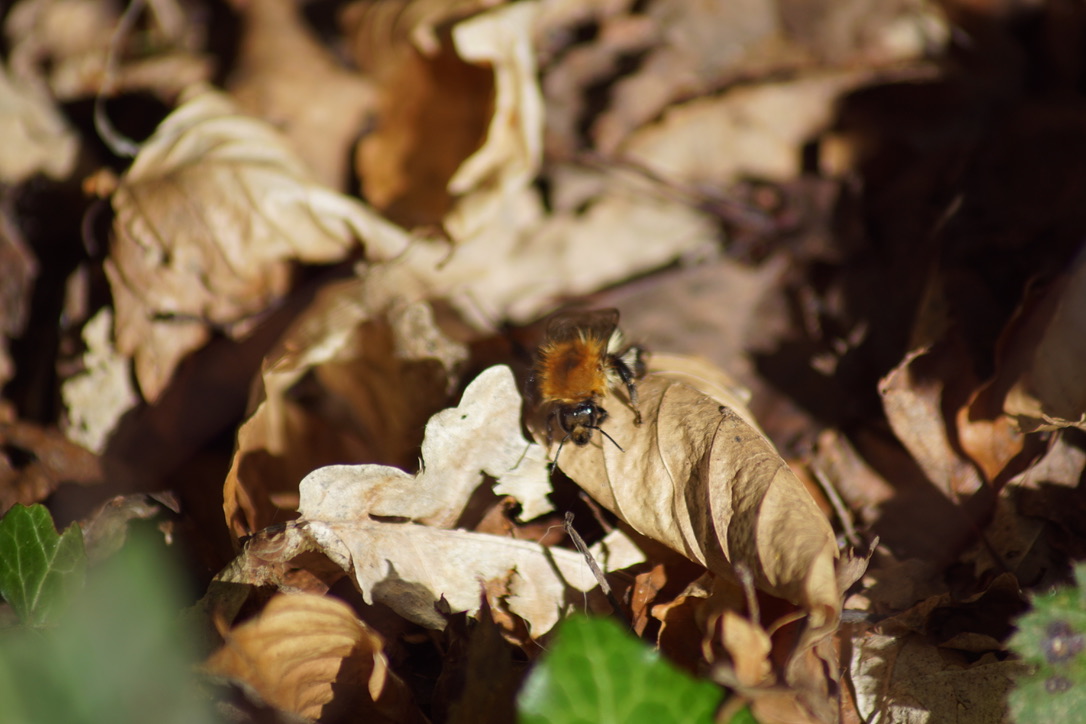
544;308;620;343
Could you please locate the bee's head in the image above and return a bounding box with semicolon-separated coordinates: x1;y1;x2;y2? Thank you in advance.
558;400;606;446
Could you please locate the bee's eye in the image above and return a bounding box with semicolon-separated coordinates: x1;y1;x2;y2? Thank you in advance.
559;402;597;433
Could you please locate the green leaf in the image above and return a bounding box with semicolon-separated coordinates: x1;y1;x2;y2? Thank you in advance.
517;615;724;724
1008;563;1086;723
0;503;86;627
0;529;219;724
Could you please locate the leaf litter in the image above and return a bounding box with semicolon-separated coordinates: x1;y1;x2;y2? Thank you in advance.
3;0;1086;722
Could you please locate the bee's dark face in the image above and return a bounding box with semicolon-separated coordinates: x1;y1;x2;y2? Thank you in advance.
557;400;608;445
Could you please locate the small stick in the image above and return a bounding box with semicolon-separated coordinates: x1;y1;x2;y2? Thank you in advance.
564;512;630;629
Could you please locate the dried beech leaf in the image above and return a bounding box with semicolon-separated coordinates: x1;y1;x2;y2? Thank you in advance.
548;355;840;644
443;2;543;241
1004;247;1086;432
228;0;377;189
0;59;77;183
300;519;609;634
335;174;716;331
850;631;1024;724
621;71;872;187
223;295;463;537
206;592;418;722
716;609;773;687
352;11;494;227
107;86;410;401
879;346;984;498
298;365;553;527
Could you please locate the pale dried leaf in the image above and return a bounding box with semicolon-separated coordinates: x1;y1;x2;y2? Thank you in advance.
879;347;984;497
0;59;78;183
298;365;553;527
300;518;608;634
444;2;543;242
228;0;377;189
4;0;115;95
717;609;773;687
60;309;140;454
621;71;872;187
850;631;1025;724
344;174;717;330
206;592;416;722
1004;246;1086;431
547;355;841;650
107;86;410;401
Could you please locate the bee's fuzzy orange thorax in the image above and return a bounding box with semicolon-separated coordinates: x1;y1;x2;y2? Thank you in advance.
535;334;608;403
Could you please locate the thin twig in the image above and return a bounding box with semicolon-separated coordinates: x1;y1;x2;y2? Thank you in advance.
94;0;147;158
811;463;862;550
564;512;630;629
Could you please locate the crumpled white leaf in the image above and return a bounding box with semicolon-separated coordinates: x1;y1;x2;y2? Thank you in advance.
298;365;553;526
301;518;635;634
290;364;645;634
107;86;411;401
60;308;139;453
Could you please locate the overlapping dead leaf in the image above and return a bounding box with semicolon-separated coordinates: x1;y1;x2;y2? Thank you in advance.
7;0;1086;722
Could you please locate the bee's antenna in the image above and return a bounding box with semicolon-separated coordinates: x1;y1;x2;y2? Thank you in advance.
593;426;625;453
551;435;571;470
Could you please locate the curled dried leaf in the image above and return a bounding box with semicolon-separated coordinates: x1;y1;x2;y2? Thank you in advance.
223;296;464;538
543;354;840;640
107;87;409;401
206;592;420;722
1004;247;1086;432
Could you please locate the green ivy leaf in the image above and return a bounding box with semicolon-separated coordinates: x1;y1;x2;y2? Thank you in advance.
1008;564;1086;723
0;529;218;724
0;504;86;627
517;616;725;724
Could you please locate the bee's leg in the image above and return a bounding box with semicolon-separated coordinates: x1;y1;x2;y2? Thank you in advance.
609;352;643;425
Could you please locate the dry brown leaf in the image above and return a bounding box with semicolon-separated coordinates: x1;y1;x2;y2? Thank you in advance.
716;608;774;687
228;0;377;190
443;2;543;241
223;295;463;537
0;204;37;387
1004;246;1086;432
592;0;945;154
6;0;210;101
878;346;984;498
350;5;495;227
4;0;116;96
849;631;1025;724
591;0;788;154
107;86;410;402
621;71;873;188
286;365;644;634
0;418;103;511
206;592;420;723
547;353;841;667
338;171;717;330
351;1;541;237
0;59;78;183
